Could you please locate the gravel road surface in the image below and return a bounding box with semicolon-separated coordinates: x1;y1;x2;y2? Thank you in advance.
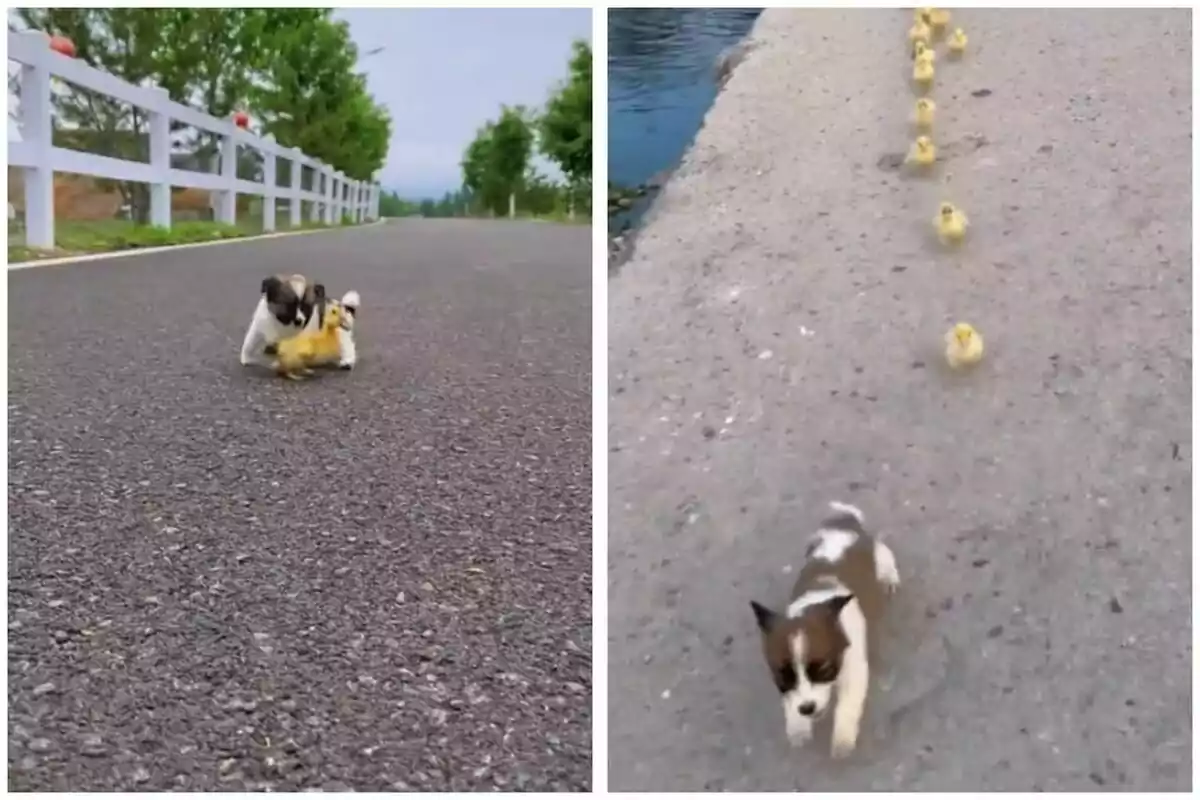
9;219;592;791
608;9;1190;792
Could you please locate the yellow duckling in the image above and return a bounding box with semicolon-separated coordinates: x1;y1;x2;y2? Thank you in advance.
914;7;934;25
913;40;936;64
908;19;932;53
913;56;935;88
929;8;952;37
933;202;969;245
906;135;937;168
912;97;936;130
948;28;968;57
945;323;984;369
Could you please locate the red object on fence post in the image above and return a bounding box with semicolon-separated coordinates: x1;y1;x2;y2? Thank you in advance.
48;35;76;57
232;111;250;130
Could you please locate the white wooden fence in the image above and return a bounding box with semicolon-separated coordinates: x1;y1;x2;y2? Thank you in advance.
8;30;381;250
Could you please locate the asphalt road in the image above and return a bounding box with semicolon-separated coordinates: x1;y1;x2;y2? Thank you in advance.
608;9;1191;792
8;219;592;791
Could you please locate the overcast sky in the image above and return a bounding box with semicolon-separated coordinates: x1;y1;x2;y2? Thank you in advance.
8;9;592;199
336;8;592;199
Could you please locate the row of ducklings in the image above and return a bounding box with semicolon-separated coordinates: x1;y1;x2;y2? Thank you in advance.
906;8;982;369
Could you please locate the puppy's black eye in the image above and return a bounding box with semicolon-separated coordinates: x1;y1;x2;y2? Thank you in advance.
805;661;839;684
774;663;798;693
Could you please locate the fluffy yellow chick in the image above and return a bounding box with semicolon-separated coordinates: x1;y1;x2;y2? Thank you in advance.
907;135;937;167
908;19;931;52
945;323;984;369
929;8;952;36
912;57;935;87
914;7;934;24
933;202;969;245
912;97;936;130
913;40;936;64
948;28;968;57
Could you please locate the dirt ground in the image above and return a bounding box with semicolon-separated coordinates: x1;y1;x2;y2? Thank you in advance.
608;8;1191;791
8;219;592;791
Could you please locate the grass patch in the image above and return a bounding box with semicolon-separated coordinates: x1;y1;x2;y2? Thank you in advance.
8;216;359;263
513;210;592;225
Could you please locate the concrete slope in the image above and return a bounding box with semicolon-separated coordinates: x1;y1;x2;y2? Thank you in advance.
608;9;1190;792
9;219;592;791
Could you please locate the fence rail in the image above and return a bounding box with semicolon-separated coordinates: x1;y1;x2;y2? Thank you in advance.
8;29;381;249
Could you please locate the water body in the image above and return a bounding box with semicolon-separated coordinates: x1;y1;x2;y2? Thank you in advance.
608;8;762;232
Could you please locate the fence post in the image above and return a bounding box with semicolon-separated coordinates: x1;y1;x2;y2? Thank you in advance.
333;173;344;223
289;148;302;228
310;165;323;224
321;168;332;224
20;31;54;249
215;121;237;225
146;87;172;229
353;181;361;223
262;134;276;233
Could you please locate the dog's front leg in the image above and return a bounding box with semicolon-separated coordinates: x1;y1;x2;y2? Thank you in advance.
239;323;267;367
830;652;869;759
337;327;357;370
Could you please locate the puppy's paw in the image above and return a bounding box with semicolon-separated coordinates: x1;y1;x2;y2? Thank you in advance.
830;725;858;759
338;361;354;371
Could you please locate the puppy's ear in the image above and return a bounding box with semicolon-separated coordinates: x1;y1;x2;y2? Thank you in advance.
262;276;282;300
750;600;780;632
824;594;854;616
313;283;326;300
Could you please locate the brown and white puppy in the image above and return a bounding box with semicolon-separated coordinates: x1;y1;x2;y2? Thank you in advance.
750;501;899;758
239;274;326;367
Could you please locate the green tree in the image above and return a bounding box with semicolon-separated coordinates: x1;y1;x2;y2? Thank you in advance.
253;16;391;181
11;9;390;219
538;39;591;218
460;105;534;218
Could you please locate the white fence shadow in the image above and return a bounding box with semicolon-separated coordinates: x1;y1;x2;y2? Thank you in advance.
8;29;381;249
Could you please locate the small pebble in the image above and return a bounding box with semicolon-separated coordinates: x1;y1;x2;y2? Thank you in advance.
32;682;56;696
80;733;106;755
28;738;53;753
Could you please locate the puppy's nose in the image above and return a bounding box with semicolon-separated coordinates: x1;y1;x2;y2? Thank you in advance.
798;701;817;717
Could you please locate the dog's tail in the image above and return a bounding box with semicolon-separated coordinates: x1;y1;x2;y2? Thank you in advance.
824;500;866;533
828;501;865;524
341;290;360;315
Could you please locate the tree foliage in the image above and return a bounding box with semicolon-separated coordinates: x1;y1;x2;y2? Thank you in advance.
459;37;591;220
10;9;391;219
538;39;592;189
461;105;534;217
252;16;391;182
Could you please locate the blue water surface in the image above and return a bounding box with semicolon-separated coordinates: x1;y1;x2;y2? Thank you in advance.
608;8;763;192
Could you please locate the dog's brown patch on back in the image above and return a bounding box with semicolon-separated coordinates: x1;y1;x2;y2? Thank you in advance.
794;534;887;625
